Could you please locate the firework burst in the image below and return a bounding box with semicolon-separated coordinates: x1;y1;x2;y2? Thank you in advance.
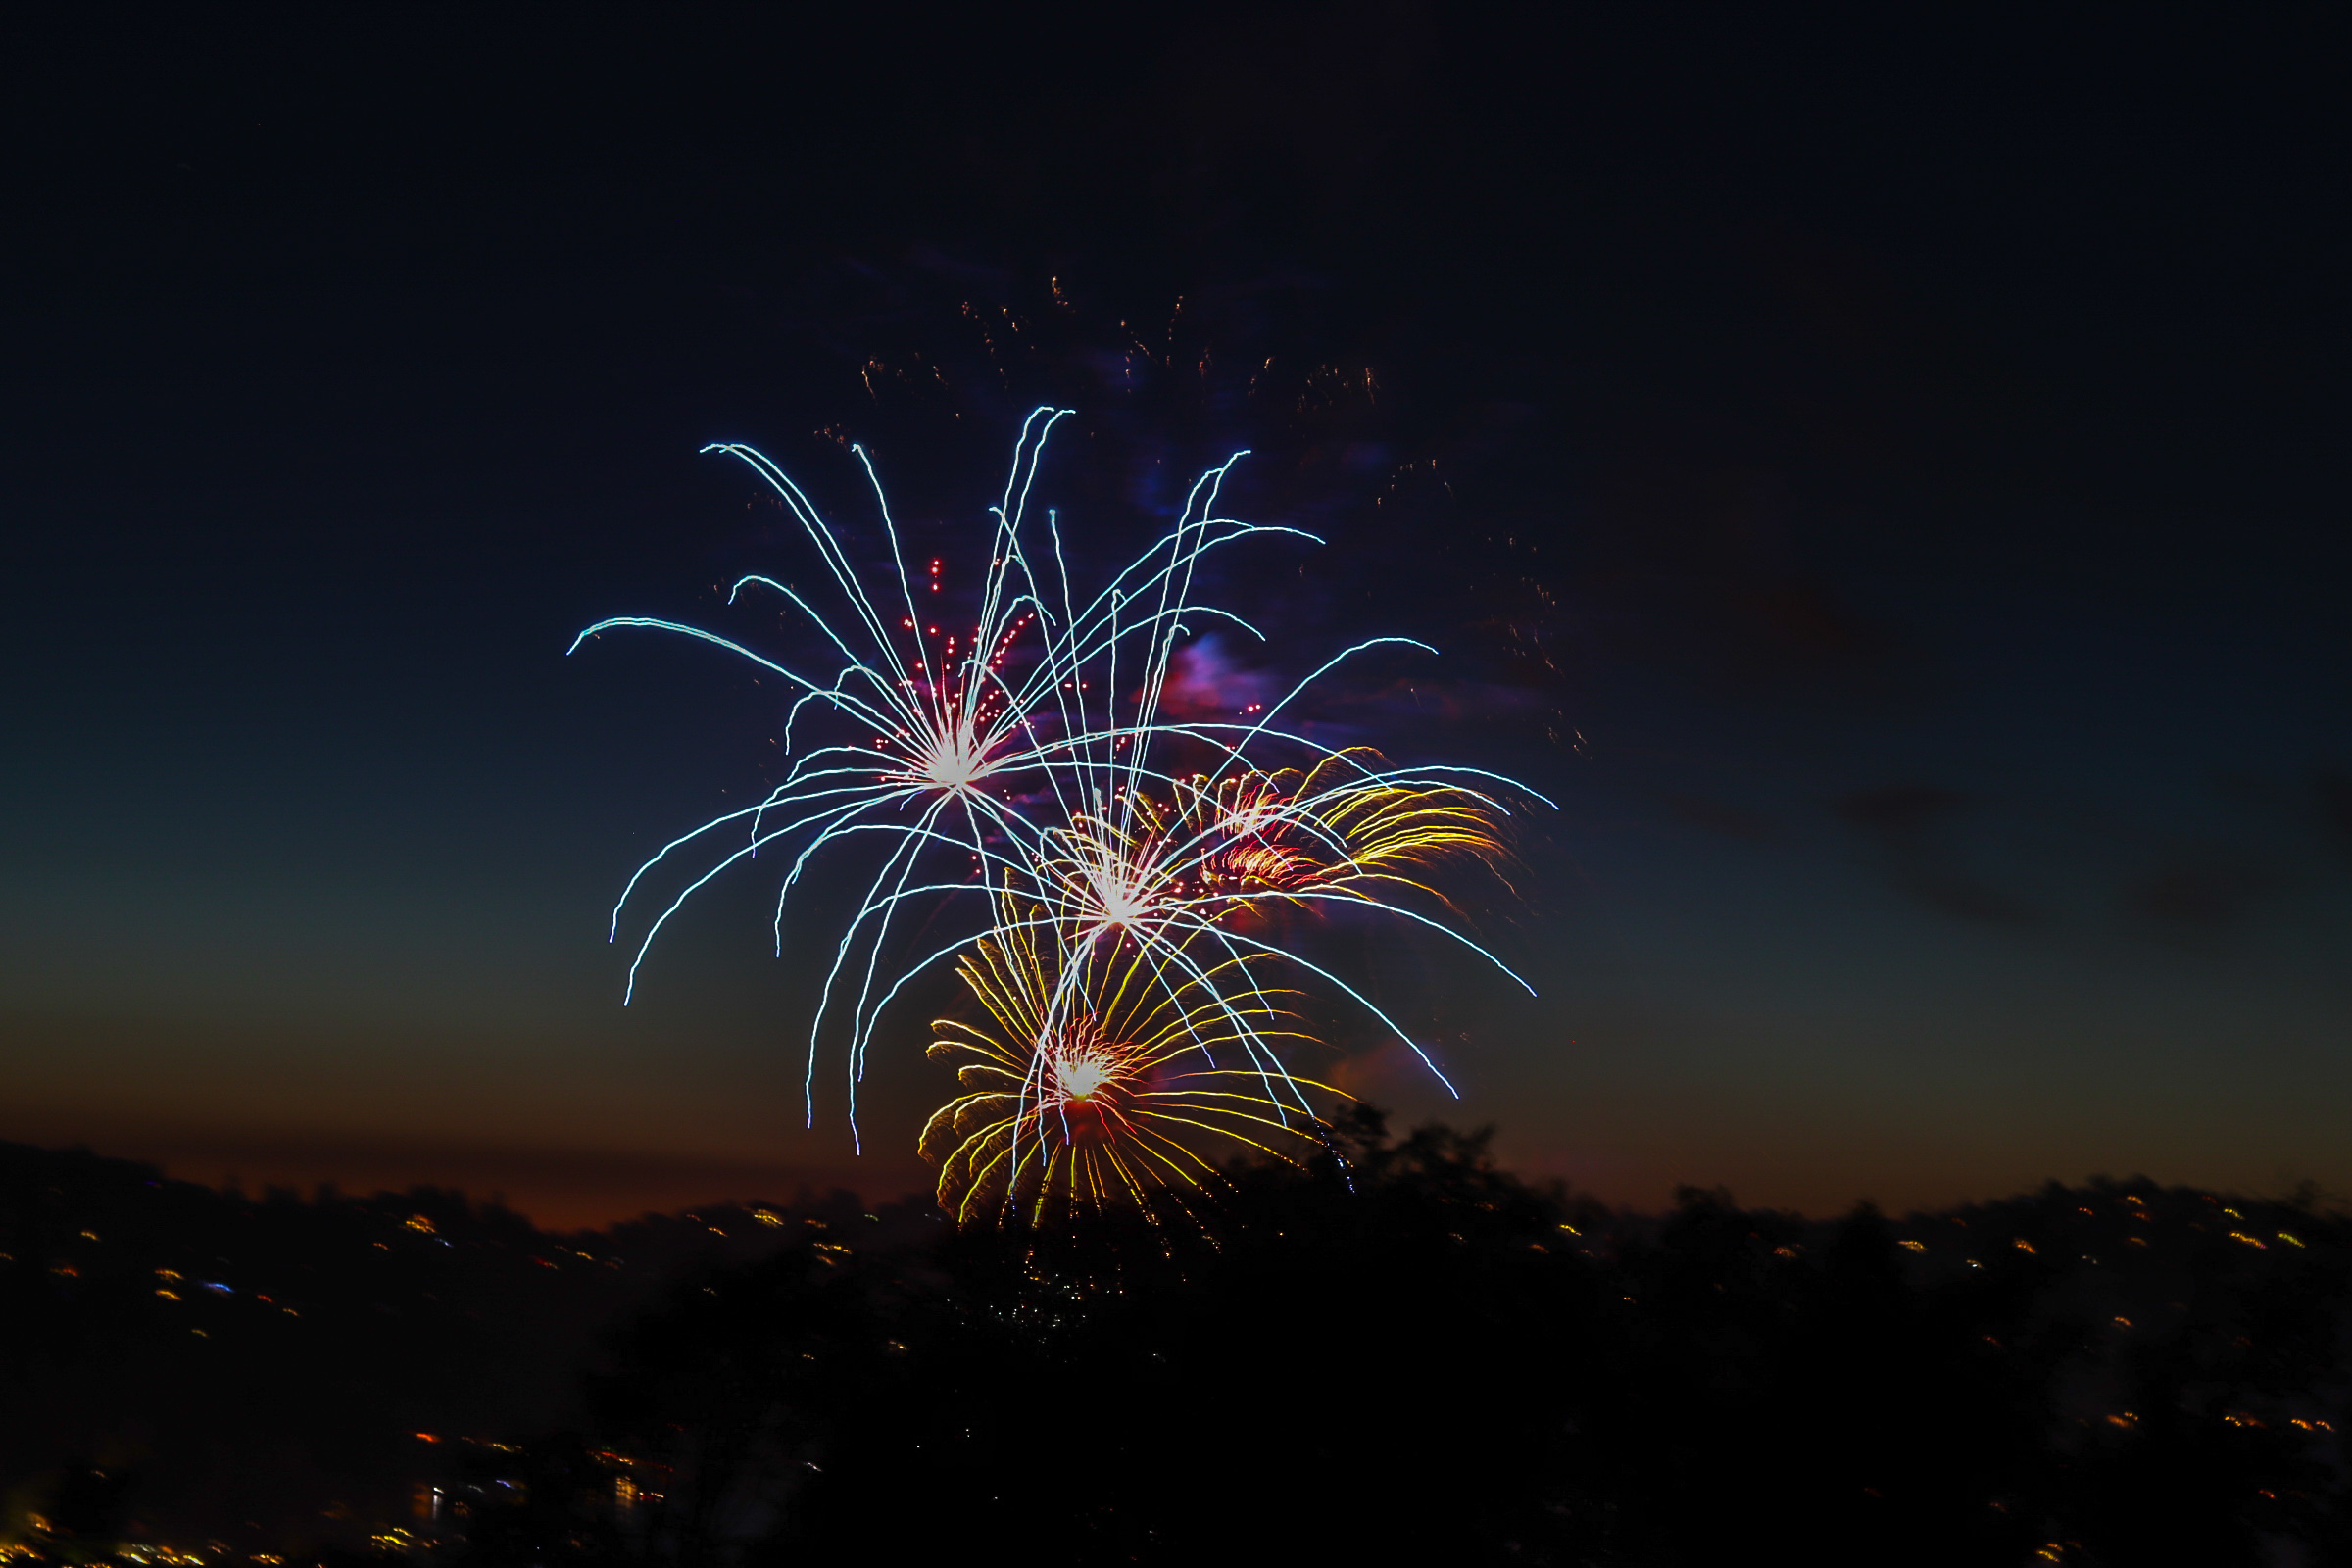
1180;752;1517;914
576;408;1550;1210
920;900;1330;1226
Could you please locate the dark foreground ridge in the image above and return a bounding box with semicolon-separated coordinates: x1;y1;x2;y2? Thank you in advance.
4;1113;2347;1565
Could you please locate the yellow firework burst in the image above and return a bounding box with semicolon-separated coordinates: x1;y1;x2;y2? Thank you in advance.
1179;749;1514;916
920;906;1335;1226
1029;751;1510;947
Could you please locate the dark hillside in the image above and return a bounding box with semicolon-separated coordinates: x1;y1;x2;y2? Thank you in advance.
6;1122;2350;1564
0;1140;928;1555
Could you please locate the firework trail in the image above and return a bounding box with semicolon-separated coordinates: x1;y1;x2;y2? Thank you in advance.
574;408;1551;1203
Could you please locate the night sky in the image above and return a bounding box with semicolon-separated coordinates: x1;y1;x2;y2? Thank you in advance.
5;7;2346;1228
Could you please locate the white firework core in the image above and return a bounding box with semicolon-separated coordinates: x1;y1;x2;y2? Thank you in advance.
1051;1049;1112;1102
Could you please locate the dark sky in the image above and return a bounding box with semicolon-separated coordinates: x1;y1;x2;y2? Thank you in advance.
4;5;2347;1226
